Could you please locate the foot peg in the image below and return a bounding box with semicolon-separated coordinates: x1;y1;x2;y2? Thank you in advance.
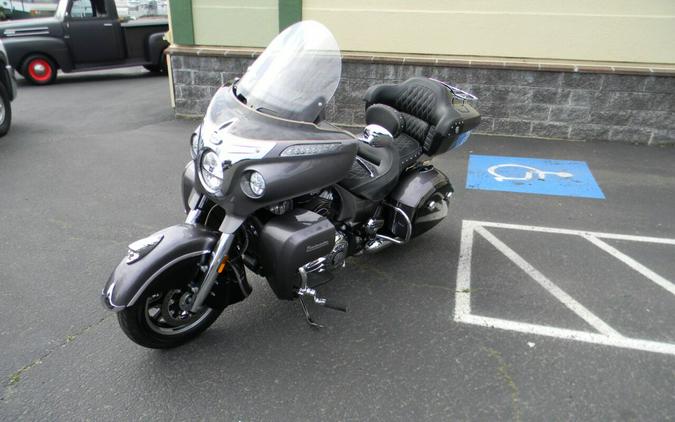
296;267;347;328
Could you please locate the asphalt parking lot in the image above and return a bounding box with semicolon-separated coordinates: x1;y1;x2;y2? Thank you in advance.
1;68;674;421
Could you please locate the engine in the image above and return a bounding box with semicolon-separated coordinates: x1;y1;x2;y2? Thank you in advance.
295;189;339;220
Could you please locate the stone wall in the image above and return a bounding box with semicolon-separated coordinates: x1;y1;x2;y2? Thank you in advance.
169;50;675;145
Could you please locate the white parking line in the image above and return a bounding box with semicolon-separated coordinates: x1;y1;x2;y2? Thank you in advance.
454;220;675;356
583;234;675;296
474;226;621;337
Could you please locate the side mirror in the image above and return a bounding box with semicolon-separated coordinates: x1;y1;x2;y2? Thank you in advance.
358;124;393;148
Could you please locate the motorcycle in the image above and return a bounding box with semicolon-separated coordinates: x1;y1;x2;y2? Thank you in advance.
102;20;480;348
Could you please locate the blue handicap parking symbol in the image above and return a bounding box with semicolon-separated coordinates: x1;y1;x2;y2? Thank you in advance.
466;154;605;199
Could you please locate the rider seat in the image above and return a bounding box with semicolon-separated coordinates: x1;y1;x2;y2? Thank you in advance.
339;77;469;201
364;77;465;164
339;105;402;201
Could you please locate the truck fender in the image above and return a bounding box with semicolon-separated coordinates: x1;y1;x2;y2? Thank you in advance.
147;32;169;65
4;36;73;72
102;224;219;311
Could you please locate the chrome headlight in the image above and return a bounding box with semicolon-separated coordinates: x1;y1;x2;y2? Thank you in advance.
199;150;224;193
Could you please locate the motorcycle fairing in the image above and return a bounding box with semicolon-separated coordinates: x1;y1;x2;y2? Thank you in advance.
191;87;359;219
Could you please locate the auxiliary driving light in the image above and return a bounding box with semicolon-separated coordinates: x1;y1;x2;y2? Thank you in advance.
248;171;266;197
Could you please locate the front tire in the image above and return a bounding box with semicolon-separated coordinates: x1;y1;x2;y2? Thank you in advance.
21;54;57;85
0;83;12;137
117;275;224;349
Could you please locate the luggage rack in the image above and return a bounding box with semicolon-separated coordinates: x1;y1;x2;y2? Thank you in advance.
429;78;478;104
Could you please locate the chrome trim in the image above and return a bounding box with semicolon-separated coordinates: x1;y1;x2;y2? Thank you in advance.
281;143;341;157
101;283;125;311
355;157;375;177
185;208;202;224
117;250;212;309
4;27;50;37
364;237;393;254
376;204;412;245
201;123;277;164
189;233;236;312
429;78;478;102
296;267;324;328
126;234;164;264
357;124;393;148
185;194;206;224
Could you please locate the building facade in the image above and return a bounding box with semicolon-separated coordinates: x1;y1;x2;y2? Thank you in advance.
166;0;675;144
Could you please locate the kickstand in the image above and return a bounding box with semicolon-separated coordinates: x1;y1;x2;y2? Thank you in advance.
298;296;323;328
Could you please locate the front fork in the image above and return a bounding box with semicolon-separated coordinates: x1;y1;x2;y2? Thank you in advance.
184;194;239;313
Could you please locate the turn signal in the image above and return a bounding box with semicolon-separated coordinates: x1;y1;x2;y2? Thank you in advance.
217;256;229;274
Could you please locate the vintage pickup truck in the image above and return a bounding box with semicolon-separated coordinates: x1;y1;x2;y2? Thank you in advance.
0;0;168;84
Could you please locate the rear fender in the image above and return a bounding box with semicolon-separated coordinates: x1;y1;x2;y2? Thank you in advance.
102;224;219;311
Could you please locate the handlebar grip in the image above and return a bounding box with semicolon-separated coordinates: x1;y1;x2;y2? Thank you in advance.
323;299;347;312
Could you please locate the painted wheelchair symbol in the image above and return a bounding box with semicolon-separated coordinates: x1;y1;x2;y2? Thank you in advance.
487;164;573;182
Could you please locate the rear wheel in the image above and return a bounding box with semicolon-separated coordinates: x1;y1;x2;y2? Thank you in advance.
143;53;167;74
21;54;57;85
0;83;12;137
117;267;224;349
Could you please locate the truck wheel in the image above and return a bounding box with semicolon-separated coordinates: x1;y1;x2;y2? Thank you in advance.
144;53;167;74
0;83;11;137
22;55;57;85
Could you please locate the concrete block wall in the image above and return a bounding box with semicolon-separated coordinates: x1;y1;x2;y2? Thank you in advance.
170;52;675;145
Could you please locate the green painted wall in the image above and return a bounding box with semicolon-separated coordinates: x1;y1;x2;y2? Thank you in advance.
279;0;302;31
168;0;194;45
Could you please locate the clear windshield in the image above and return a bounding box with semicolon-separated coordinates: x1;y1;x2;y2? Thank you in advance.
235;20;341;122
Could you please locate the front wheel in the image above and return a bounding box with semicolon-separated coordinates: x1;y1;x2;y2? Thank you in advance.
117;276;224;349
21;54;57;85
0;83;12;137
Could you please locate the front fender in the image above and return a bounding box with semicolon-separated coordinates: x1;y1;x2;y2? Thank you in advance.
4;36;72;71
102;224;219;311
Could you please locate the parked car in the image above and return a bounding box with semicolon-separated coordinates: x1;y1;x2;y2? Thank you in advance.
0;0;168;85
0;38;17;136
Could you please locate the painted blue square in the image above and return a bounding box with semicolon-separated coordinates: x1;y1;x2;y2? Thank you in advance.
466;154;605;199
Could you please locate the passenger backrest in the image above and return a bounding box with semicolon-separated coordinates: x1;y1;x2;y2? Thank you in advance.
364;77;461;156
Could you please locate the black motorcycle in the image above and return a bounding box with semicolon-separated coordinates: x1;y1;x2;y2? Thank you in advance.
102;21;480;348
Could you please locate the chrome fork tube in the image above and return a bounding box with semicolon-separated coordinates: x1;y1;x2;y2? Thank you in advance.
185;195;207;225
189;232;235;313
